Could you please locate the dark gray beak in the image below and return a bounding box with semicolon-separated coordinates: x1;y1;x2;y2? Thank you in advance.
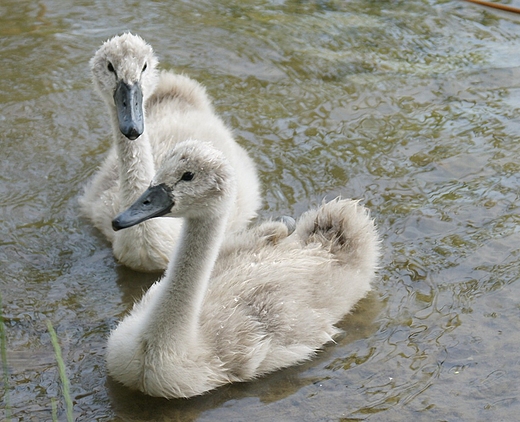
112;184;173;231
113;80;144;140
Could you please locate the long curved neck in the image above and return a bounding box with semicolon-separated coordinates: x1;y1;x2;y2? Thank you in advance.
109;107;156;209
147;209;228;349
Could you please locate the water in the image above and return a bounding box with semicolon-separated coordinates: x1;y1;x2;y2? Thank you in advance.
1;0;520;420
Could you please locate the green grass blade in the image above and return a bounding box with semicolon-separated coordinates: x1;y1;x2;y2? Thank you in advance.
51;397;58;422
46;320;74;422
0;292;12;421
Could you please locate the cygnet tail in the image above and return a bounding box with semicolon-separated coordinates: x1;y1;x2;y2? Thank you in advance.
295;198;380;269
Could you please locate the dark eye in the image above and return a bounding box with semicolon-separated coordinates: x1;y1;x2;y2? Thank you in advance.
181;172;194;181
107;62;115;73
142;63;147;72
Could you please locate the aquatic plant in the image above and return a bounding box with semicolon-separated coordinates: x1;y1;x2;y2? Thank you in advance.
0;292;12;422
46;320;74;422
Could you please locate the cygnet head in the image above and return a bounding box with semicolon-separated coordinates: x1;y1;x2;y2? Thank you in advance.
90;33;159;140
112;141;236;231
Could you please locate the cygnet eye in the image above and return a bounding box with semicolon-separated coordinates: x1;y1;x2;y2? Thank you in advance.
181;172;194;181
142;63;147;72
107;62;115;73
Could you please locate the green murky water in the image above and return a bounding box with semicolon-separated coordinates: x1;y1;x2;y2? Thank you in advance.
1;0;520;420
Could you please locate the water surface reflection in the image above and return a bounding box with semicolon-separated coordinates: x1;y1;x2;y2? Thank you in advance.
1;0;520;421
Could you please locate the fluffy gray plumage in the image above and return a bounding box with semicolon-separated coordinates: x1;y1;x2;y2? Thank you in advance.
106;140;380;398
80;33;260;271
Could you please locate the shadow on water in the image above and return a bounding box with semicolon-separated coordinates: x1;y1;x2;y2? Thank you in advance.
113;266;162;312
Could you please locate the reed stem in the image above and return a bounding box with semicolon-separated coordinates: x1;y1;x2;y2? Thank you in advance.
0;292;12;422
46;320;74;422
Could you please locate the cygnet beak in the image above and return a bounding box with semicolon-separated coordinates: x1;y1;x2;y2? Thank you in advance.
112;184;173;231
113;80;144;140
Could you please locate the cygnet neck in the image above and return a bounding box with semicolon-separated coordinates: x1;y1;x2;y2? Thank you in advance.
146;208;229;349
109;107;156;208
